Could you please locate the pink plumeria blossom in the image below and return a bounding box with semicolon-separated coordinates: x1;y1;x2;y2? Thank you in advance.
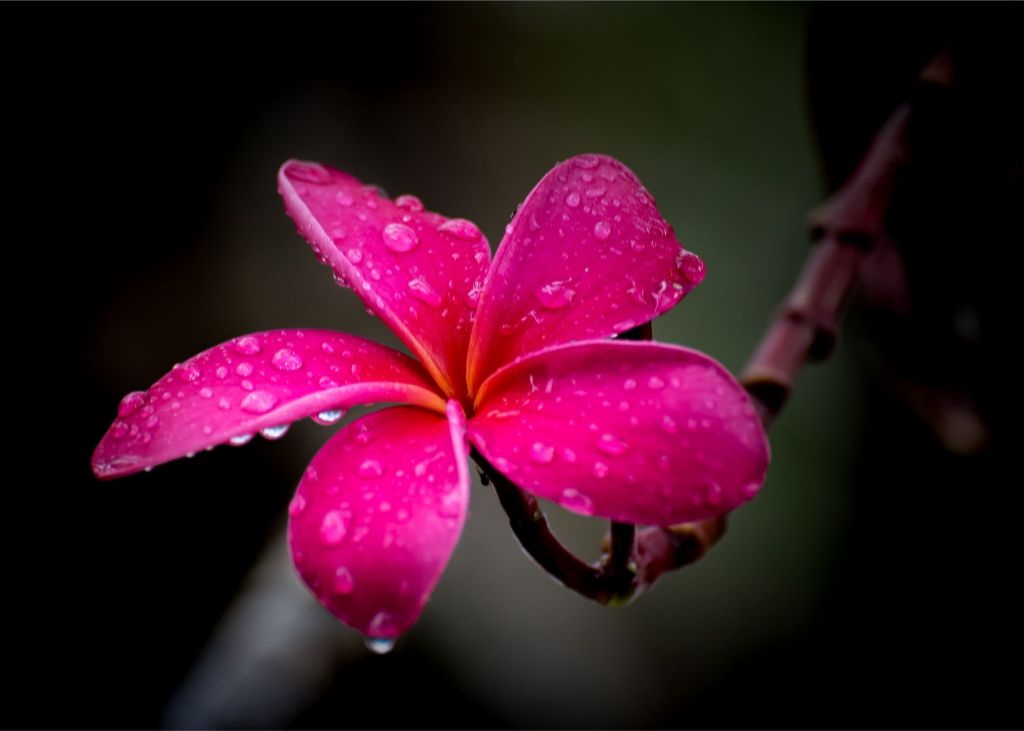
93;154;769;643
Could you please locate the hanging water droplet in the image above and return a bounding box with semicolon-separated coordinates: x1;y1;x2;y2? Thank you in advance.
597;433;628;456
234;336;262;355
320;510;350;545
271;348;303;371
407;276;442;306
364;636;396;655
117;391;146;417
677;250;706;284
529;442;554;464
260;424;290;440
382;223;418;252
240;391;277;414
560;488;594;514
358;459;383;479
593;220;612;240
565;191;581;208
313;408;345;425
395;194;424;212
534;280;575;310
230;433;254;446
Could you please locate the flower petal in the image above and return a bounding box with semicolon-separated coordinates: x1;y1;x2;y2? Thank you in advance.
278;160;490;400
467;153;705;393
470;340;769;525
288;401;470;639
92;329;445;479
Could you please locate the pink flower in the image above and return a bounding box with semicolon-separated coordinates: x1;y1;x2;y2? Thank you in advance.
93;154;769;644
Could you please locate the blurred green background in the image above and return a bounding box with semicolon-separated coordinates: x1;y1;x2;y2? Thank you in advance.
9;2;1019;728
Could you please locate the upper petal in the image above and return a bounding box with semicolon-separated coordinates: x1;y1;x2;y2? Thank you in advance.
288;401;470;639
92;329;445;479
466;153;705;393
470;340;769;525
278;160;491;400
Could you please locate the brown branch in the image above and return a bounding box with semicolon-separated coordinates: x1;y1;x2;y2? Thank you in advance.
481;51;936;600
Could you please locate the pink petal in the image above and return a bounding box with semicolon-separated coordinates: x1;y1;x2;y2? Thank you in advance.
466;153;705;393
92;329;445;479
469;340;769;525
288;401;470;639
278;160;490;400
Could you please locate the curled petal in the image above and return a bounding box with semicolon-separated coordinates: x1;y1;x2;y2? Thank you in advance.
92;329;445;479
467;153;704;393
470;340;769;525
288;401;470;638
278;160;491;400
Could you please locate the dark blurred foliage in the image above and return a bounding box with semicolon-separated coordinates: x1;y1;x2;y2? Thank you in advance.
5;2;1022;729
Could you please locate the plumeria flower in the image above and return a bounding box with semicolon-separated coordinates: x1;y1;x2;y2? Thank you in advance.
93;154;769;648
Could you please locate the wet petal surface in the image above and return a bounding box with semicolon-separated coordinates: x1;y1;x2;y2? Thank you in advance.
278;160;491;400
467;153;704;393
92;330;444;479
288;402;470;639
470;340;769;524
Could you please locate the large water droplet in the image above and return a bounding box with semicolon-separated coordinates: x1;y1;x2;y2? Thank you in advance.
677;251;706;284
593;220;612;240
260;424;290;440
320;510;350;545
364;636;396;655
560;488;594;514
534;281;575;310
271;348;303;371
313;408;345;425
382;223;418;252
118;391;146;417
438;218;482;241
408;276;442;306
240;391;277;414
230;433;254;446
395;194;424;212
597;433;628;456
529;442;554;464
234;336;262;355
236;362;253;377
358;459;383;479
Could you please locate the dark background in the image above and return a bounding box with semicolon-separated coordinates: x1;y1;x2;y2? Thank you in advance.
7;3;1022;728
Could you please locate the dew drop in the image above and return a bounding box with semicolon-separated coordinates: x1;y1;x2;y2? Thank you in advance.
597;433;628;456
112;421;129;439
288;494;306;517
742;481;761;498
395;194;424;212
271;348;303;372
230;433;254;446
358;459;384;479
198;387;214;399
623;378;637;391
382;223;418;252
648;376;665;390
320;510;350;545
593;220;612;240
286;162;331;184
660;415;678;434
561;448;577;464
313;408;345;425
529;442;554;464
236;362;253;377
438;218;482;241
240;391;277;414
117;391;145;417
364;636;396;655
586;186;607;199
335;190;354;206
677;251;706;284
332;566;356;594
215;366;228;379
574;154;600;169
234;336;262;355
592;461;609;478
565;191;581;208
407;276;442;306
347;247;364;264
260;424;290;440
534;281;575;310
560;488;594;515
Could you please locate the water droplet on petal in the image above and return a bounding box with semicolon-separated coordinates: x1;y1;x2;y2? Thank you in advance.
234;336;262;355
335;190;354;206
592;462;609;478
529;442;554;464
260;424;289;440
742;481;761;498
395;194;424;212
314;409;345;425
438;218;482;241
561;448;577;464
198;387;213;399
215;366;228;379
677;250;706;284
648;376;665;390
347;247;364;264
660;415;678;434
597;433;628;456
382;223;418;252
574;154;600;169
623;378;637;391
240;391;277;414
230;433;254;446
288;494;306;517
286;162;331;184
586;186;607;199
236;362;253;377
534;281;575;310
332;566;355;594
117;391;146;417
271;348;303;371
358;459;383;479
218;398;231;411
407;276;442;306
560;488;594;514
593;220;612;240
320;510;350;545
112;421;130;439
565;191;581;208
